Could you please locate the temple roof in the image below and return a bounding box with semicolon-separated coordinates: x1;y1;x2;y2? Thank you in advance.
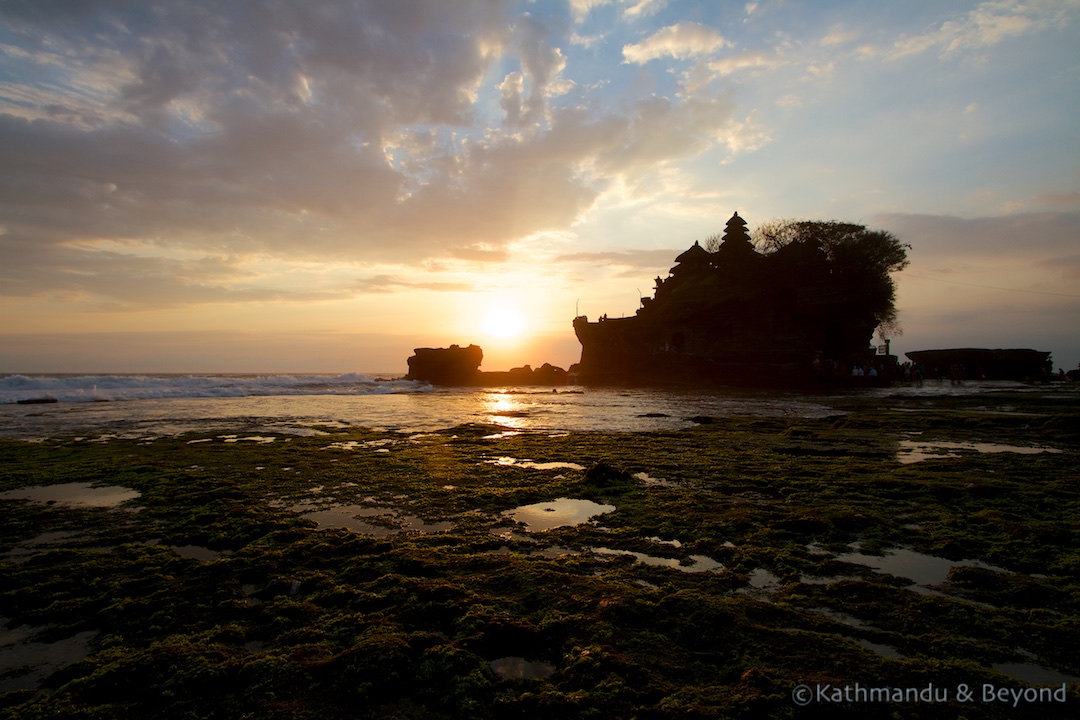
725;211;747;232
718;211;758;260
674;240;711;264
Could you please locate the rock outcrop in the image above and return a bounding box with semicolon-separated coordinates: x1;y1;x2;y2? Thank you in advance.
405;345;568;386
406;344;483;385
904;348;1052;381
572;212;902;385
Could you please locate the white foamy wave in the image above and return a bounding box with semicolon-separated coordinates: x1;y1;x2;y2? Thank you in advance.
0;373;429;404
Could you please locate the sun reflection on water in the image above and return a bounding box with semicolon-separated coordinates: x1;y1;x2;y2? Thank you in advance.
481;393;530;428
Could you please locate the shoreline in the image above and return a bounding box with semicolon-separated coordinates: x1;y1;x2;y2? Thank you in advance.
1;388;1078;718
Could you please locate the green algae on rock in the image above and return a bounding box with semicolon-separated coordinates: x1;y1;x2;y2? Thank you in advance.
0;388;1077;718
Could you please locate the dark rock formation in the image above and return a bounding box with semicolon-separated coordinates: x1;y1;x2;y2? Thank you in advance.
406;344;483;385
405;345;569;386
904;348;1052;382
573;212;906;385
480;362;571;386
583;462;633;488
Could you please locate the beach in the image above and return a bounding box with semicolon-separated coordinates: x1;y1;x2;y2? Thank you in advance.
1;378;1078;718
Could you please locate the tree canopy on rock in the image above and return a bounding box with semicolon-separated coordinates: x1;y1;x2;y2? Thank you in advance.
753;219;910;337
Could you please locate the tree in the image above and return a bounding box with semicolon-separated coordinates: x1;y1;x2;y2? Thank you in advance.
702;232;724;253
756;219;908;318
747;216;907;362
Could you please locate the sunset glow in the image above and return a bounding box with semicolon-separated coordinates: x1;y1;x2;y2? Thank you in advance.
483;307;526;341
1;1;1077;373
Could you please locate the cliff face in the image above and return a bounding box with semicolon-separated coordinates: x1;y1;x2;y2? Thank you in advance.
572;213;889;385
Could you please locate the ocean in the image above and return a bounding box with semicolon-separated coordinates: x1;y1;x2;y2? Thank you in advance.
0;372;1022;440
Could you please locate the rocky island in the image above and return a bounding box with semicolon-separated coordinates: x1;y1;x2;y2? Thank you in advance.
572;212;910;385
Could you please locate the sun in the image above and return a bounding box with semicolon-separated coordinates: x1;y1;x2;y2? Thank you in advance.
482;306;525;340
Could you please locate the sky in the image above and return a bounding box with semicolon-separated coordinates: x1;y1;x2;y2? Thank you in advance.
1;0;1078;374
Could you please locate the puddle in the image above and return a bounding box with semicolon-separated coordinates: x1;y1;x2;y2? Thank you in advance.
833;547;1006;589
736;568;784;599
322;438;398;451
898;440;1063;464
800;573;862;585
219;434;277;444
530;545;578;558
502;498;615;532
0;619;97;692
323;441;363;451
299;504;453;536
14;530;82;547
488;457;586;471
855;638;907;660
261;425;330;437
0;482;140;508
489;656;555;681
747;568;783;589
400;517;454;533
172;545;225;562
633;472;677;487
482;430;522;440
806;607;867;629
993;662;1080;686
591;547;724;573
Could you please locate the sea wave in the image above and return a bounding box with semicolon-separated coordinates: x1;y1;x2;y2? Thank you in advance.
0;373;429;404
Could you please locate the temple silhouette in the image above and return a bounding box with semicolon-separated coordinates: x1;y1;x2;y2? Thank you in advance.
572;212;890;384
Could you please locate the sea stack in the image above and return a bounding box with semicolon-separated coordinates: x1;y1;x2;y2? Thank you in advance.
406;344;484;385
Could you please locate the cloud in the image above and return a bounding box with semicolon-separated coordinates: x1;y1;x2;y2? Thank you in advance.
873;212;1080;260
0;236;340;309
499;15;572;128
623;0;668;19
0;2;517;246
569;0;614;23
1032;191;1080;210
0;330;415;373
707;51;780;76
569;0;667;24
0;1;755;311
1035;254;1080;280
553;249;679;269
623;22;728;63
820;28;859;47
887;0;1077;59
352;275;474;294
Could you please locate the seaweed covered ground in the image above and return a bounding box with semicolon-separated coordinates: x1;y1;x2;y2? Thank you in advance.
1;388;1078;718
